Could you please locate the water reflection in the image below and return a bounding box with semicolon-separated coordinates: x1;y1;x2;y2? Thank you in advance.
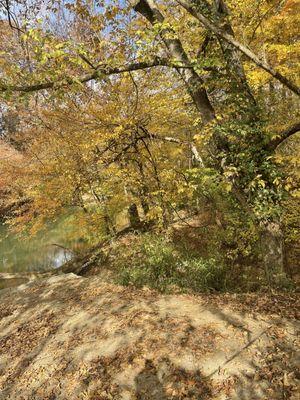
51;247;73;268
0;221;79;273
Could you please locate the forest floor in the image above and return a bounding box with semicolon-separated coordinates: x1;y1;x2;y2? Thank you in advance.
0;273;299;400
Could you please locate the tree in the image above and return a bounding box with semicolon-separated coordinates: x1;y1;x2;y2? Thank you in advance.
0;0;299;282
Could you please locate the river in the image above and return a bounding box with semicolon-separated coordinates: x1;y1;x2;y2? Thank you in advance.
0;219;81;273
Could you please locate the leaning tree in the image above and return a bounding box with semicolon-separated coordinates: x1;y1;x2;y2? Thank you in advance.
0;0;299;282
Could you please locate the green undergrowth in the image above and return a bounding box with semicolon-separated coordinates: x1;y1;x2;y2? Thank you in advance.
112;233;230;293
105;232;295;293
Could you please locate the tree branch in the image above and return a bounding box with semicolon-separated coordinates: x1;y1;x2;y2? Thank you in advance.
2;0;25;34
139;126;204;166
267;121;300;150
0;59;168;94
176;0;300;96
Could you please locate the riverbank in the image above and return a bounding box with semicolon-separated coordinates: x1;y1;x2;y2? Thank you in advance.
0;219;298;399
0;273;299;400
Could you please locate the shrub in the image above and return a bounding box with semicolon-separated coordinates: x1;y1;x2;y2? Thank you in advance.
116;234;228;292
177;258;228;292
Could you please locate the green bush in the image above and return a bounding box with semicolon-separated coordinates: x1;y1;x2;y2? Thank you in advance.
116;234;228;292
177;258;228;292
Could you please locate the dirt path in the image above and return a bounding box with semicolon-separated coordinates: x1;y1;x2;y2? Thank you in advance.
0;274;299;399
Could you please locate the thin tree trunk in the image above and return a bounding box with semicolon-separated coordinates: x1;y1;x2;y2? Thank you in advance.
133;142;151;216
128;203;141;228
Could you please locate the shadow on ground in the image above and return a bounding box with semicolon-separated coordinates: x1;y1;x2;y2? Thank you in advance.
0;274;299;399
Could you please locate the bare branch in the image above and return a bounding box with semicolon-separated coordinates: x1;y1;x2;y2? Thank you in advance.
2;0;25;34
78;54;98;70
249;0;284;44
139;126;205;166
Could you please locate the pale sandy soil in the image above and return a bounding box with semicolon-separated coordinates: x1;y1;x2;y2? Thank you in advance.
0;274;299;400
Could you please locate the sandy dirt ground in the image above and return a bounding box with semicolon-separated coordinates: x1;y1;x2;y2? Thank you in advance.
0;274;299;399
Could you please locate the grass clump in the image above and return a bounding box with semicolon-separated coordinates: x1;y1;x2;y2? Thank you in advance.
115;234;228;293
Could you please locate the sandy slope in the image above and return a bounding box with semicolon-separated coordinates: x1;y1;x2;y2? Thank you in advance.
0;274;299;399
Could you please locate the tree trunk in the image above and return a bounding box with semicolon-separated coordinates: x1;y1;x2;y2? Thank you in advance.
132;0;287;285
132;0;215;124
128;203;141;229
212;0;257;112
140;198;150;216
177;0;300;96
260;221;285;285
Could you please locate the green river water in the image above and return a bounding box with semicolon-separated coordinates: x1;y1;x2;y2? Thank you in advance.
0;219;79;273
